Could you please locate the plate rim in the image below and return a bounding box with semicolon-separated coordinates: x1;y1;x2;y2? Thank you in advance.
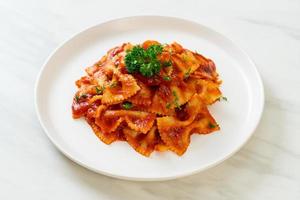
34;15;265;181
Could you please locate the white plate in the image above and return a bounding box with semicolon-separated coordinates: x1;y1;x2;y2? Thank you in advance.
35;16;264;181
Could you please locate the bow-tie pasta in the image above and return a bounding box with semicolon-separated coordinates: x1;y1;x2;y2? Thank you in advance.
72;41;222;157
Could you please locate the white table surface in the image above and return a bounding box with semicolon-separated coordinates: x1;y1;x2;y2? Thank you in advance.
1;0;299;199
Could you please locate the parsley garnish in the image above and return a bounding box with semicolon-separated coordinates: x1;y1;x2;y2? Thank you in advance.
95;86;105;94
122;102;133;110
166;103;171;109
75;95;80;103
163;76;171;81
217;96;228;101
80;94;87;98
184;68;191;79
125;44;163;77
172;90;180;109
162;60;172;67
208;122;217;129
75;94;87;103
164;91;181;109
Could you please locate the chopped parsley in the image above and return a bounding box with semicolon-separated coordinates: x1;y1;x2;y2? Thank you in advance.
166;102;171;109
162;60;172;67
80;94;87;98
122;102;133;110
75;95;80;103
95;86;105;95
208;122;217;129
184;68;191;79
164;91;180;109
125;44;163;77
75;94;87;103
172;90;180;109
222;96;228;101
163;76;171;81
217;96;228;101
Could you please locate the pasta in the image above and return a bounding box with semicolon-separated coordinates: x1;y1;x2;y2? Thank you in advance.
72;40;222;157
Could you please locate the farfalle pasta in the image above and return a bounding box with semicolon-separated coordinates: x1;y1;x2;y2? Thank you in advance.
72;40;222;157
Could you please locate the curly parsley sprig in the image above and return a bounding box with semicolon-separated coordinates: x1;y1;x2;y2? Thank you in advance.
125;44;163;77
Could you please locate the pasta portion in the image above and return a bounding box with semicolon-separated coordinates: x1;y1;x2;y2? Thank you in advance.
72;40;222;157
123;126;160;157
157;94;219;155
101;72;140;105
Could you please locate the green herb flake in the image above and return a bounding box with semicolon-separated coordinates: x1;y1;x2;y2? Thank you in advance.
122;102;133;110
95;86;105;95
80;94;88;98
184;68;191;79
162;60;172;67
172;90;180;108
75;95;80;103
125;44;163;77
208;122;217;129
163;76;171;81
166;103;171;109
222;96;228;101
75;94;87;102
217;96;228;101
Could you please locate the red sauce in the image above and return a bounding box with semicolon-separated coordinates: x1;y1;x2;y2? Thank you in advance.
170;65;184;80
157;84;171;100
194;113;205;121
109;85;123;95
175;104;189;121
171;42;184;53
196;84;203;93
129;114;153;129
168;127;183;140
110;45;124;58
75;76;91;87
108;104;122;110
115;123;126;141
136;133;147;143
208;60;216;71
134;73;162;86
85;103;100;120
104;116;119;128
119;64;128;74
72;99;89;118
86;108;95;120
158;52;171;62
176;79;187;89
202;65;213;74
